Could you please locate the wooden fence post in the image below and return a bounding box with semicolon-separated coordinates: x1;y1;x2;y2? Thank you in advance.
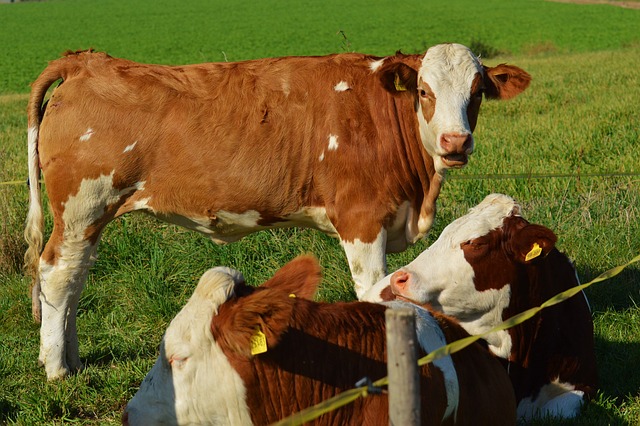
386;307;420;426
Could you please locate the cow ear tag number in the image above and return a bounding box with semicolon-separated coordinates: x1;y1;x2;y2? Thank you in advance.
525;243;542;262
250;327;267;355
394;73;407;92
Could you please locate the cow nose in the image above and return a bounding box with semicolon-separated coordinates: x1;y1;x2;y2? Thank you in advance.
390;270;410;294
440;133;473;154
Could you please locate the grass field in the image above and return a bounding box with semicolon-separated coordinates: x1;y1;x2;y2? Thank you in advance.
1;0;639;424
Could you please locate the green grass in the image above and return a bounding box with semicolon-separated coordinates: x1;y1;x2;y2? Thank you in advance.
1;0;639;424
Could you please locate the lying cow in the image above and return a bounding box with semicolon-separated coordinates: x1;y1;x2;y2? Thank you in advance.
25;43;531;379
123;255;516;425
362;193;598;421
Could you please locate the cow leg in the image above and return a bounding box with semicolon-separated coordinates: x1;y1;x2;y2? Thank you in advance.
36;170;133;380
38;225;99;380
339;228;388;299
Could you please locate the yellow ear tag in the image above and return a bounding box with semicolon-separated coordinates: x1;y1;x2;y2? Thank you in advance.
394;73;407;92
289;293;296;298
525;243;542;262
250;327;267;355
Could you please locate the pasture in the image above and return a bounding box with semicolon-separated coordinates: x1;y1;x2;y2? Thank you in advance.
1;0;639;424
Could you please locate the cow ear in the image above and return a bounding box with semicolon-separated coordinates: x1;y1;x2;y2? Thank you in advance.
511;224;557;264
483;64;531;100
261;255;322;300
212;293;295;358
379;62;418;95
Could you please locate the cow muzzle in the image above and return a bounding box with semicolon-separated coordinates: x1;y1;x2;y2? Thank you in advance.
439;133;473;168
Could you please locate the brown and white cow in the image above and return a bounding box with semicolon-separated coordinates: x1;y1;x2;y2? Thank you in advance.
25;44;531;379
123;255;516;425
362;194;598;421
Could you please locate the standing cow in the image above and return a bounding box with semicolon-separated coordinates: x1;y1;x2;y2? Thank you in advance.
362;194;598;421
123;255;516;425
25;43;530;379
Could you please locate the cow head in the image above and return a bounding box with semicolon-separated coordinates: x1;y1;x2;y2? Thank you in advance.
380;43;531;174
123;256;321;426
362;193;557;358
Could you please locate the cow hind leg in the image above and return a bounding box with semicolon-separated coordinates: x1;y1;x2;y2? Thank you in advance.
38;225;100;380
35;169;141;379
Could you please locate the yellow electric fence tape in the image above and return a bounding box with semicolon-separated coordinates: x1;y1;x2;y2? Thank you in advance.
271;252;640;426
0;180;26;186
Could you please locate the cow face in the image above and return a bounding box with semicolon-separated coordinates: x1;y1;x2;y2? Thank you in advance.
363;194;557;358
382;44;531;174
123;267;253;426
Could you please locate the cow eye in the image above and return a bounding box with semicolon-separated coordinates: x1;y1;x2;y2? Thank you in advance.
169;356;189;369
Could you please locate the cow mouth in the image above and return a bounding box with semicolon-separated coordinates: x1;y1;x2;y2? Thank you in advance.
442;153;468;168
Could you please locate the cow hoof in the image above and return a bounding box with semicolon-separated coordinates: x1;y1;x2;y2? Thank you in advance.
45;366;70;381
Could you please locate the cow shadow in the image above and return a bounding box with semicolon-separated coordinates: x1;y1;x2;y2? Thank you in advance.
578;266;640;311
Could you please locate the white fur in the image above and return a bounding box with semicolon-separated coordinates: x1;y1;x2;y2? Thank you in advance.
517;379;585;421
333;81;350;91
123;141;137;153
79;128;94;142
125;268;253;425
416;44;482;173
369;58;385;72
341;228;387;298
328;134;339;151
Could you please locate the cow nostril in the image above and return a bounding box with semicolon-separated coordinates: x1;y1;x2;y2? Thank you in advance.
390;270;410;292
441;133;471;153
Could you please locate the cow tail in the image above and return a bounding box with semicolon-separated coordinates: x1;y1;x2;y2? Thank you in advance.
24;58;72;280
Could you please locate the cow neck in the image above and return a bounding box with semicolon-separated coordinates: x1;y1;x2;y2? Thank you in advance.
396;90;442;235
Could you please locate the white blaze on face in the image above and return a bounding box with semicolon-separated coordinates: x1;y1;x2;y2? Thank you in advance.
124;268;253;426
417;44;483;173
365;194;519;357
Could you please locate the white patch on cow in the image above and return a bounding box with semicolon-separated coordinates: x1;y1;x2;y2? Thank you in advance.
341;228;387;299
79;128;94;142
363;194;520;358
124;268;253;425
369;58;385;72
281;207;338;236
319;151;325;162
517;379;585;421
384;301;460;422
157;210;263;245
334;81;350;92
39;171;135;379
328;134;339;151
123;141;137;153
133;197;152;212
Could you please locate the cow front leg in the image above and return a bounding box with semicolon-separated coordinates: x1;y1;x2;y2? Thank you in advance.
339;228;388;299
38;233;97;380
